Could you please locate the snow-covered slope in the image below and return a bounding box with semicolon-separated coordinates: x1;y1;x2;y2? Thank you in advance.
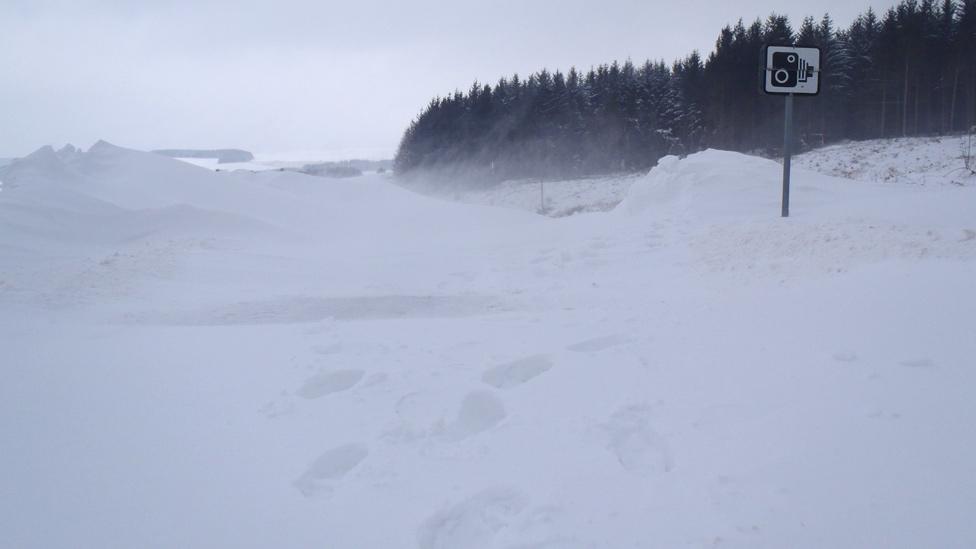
1;143;974;549
430;134;976;217
794;134;976;187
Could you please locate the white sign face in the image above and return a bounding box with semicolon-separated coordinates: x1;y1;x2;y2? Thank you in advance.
764;46;821;95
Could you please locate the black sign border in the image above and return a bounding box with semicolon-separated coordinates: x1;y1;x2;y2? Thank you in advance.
761;44;822;97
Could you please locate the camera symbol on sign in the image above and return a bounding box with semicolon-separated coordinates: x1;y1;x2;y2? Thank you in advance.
771;52;815;88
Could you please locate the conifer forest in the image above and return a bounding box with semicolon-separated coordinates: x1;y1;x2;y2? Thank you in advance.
395;0;976;181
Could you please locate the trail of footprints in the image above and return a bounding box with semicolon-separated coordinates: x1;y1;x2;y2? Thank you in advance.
288;333;945;545
289;331;672;544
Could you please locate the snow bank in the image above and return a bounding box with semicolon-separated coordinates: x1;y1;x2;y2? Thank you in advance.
620;150;786;219
0;142;274;244
616;149;976;281
621;147;975;224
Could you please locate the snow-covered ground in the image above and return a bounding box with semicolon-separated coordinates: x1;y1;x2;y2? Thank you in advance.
426;173;643;217
434;134;976;217
2;141;975;548
794;134;976;186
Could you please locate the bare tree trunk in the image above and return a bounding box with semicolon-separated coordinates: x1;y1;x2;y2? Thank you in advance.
971;66;976;132
881;72;888;138
941;73;948;134
902;59;909;138
914;77;920;135
820;93;827;137
950;66;961;132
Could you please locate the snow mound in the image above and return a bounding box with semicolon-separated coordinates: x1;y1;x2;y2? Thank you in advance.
0;142;286;304
620;150;785;218
0;142;273;243
0;146;82;189
612;148;976;280
618;147;975;224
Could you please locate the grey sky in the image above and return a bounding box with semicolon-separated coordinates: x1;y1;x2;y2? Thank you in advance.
1;0;901;158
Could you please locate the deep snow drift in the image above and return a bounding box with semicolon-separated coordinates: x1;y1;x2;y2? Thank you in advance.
1;142;975;548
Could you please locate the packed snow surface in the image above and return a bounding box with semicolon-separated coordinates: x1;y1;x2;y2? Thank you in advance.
1;142;975;548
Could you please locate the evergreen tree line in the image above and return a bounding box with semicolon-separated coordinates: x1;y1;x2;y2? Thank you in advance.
395;0;976;181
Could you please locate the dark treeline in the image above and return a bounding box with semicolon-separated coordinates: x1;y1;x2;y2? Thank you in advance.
395;0;976;181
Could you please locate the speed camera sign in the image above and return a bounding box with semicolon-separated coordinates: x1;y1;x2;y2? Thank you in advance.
764;44;822;217
764;46;821;95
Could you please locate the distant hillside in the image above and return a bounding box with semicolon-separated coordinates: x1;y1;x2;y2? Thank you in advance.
154;148;254;164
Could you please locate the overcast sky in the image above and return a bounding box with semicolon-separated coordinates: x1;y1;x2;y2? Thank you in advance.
1;0;902;159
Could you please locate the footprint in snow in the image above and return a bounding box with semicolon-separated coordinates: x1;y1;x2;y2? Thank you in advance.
418;490;579;549
444;391;507;441
388;390;446;442
832;351;859;363
296;369;365;399
603;405;674;475
899;358;936;369
566;334;629;353
311;342;343;355
417;488;527;549
293;443;368;497
258;398;295;419
385;390;506;445
482;355;553;389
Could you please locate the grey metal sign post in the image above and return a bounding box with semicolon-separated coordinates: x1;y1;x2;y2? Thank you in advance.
764;45;821;218
782;93;793;217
